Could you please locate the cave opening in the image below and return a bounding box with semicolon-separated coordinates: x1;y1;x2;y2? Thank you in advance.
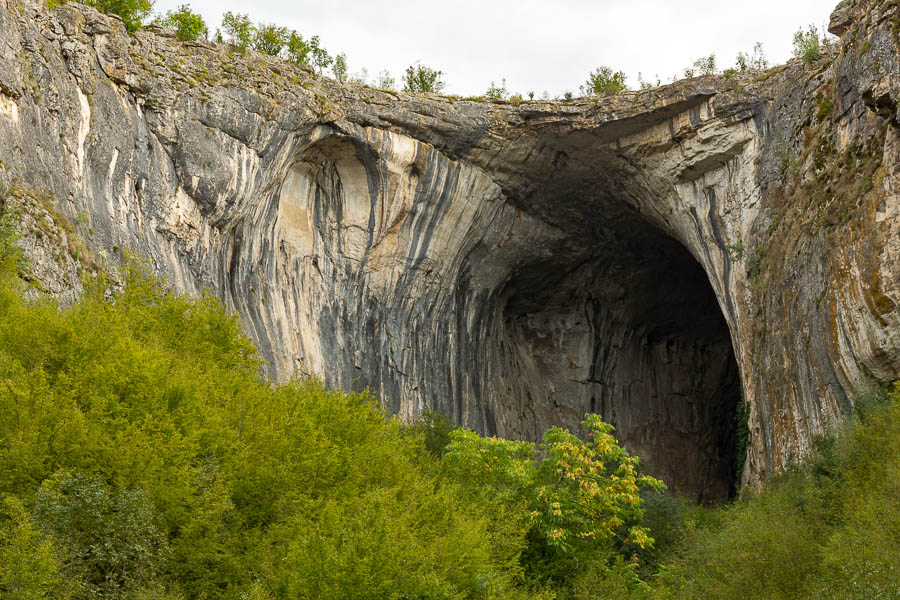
488;190;742;504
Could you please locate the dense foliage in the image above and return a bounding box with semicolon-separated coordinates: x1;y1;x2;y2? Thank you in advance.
153;5;207;42
442;415;664;589
403;62;446;93
580;66;626;97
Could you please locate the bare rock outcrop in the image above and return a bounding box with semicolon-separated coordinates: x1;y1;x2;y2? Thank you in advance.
1;0;898;501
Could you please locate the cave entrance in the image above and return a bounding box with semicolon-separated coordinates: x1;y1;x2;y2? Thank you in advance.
489;194;742;504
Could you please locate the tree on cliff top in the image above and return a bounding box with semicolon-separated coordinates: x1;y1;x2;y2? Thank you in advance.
402;62;445;93
581;66;627;97
152;4;207;42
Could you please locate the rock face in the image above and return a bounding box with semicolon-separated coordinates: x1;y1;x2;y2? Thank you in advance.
1;0;898;502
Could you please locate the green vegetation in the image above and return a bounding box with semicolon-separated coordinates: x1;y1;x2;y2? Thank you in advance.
332;53;348;83
218;12;334;74
0;254;515;598
442;415;664;588
153;4;207;42
736;42;768;71
253;24;289;57
581;66;626;97
403;62;446;93
656;382;900;600
220;11;254;52
486;79;508;100
693;54;717;76
375;69;396;90
793;24;824;63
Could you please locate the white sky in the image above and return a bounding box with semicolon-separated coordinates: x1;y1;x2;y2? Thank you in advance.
152;0;841;96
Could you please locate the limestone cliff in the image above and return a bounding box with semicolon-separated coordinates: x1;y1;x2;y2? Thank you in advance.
0;0;897;501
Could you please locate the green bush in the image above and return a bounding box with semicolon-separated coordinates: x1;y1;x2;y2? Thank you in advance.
581;66;626;97
793;24;823;63
153;4;207;42
692;54;717;76
0;497;73;599
442;415;664;590
486;79;508;100
402;62;445;93
736;42;768;71
374;69;396;90
253;24;289;56
332;52;348;83
33;472;169;597
221;12;254;52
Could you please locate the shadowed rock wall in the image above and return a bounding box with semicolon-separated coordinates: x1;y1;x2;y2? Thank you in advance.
1;0;898;500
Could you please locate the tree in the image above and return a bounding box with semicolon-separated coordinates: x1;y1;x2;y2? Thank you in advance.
221;11;254;52
692;53;717;76
402;62;445;93
332;52;348;83
33;472;169;597
485;78;508;100
581;66;627;97
442;414;664;585
793;24;823;63
0;498;73;599
349;67;369;85
308;36;333;75
83;0;153;33
153;4;207;42
285;30;311;66
375;69;396;90
736;42;768;71
253;23;289;56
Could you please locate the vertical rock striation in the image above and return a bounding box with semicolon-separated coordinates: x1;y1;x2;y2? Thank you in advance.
1;0;898;501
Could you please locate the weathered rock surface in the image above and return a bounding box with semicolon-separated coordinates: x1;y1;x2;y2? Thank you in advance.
0;0;898;501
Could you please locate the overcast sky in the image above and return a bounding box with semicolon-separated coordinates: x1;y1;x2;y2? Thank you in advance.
152;0;841;96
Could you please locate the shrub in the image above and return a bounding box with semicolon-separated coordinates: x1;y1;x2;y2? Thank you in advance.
0;497;73;599
653;382;900;600
692;54;717;76
486;79;508;100
0;255;537;599
153;4;207;42
221;11;254;52
736;42;768;71
793;24;823;63
402;62;445;93
332;52;348;83
33;472;169;597
375;69;396;90
581;66;626;97
82;0;153;33
253;23;289;56
307;37;333;75
442;415;664;588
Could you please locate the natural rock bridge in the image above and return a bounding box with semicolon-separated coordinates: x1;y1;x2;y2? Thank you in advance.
1;0;898;502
